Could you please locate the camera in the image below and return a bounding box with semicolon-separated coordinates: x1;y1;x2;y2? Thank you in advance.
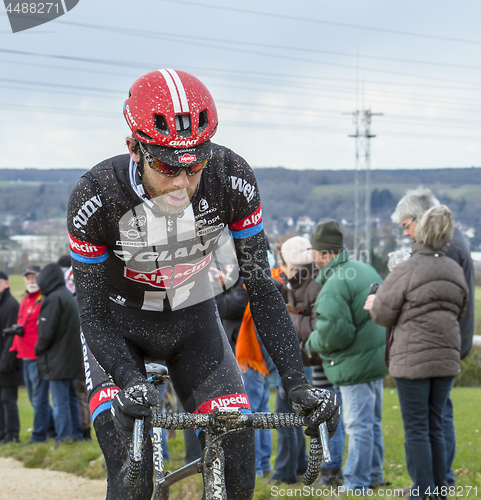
368;283;381;295
2;324;24;337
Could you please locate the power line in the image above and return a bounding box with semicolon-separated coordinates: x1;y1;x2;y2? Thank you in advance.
157;0;481;46
3;48;481;93
4;77;481;131
5;73;481;122
5;22;481;88
5;78;481;129
2;102;480;142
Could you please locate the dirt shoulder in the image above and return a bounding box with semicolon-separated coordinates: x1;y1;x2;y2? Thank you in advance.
0;457;106;500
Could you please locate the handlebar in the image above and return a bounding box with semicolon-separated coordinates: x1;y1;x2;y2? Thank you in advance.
124;409;330;487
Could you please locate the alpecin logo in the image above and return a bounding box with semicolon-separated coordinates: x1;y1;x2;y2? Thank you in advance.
194;393;251;414
4;0;79;33
179;153;197;164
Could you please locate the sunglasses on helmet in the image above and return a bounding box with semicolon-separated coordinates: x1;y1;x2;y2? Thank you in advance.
138;142;208;177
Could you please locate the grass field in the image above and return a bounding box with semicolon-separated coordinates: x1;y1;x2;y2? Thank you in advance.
3;278;480;497
0;387;480;499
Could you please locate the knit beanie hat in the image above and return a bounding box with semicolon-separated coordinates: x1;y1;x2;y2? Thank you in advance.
280;236;313;268
0;271;8;280
310;220;344;253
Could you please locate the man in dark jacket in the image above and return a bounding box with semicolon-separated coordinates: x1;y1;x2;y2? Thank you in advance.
36;263;84;442
0;271;22;443
391;186;475;486
279;236;346;486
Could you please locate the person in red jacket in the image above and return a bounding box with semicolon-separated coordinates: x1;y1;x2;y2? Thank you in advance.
11;265;55;443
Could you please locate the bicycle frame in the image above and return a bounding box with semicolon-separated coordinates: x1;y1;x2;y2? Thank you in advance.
123;363;331;499
126;408;330;500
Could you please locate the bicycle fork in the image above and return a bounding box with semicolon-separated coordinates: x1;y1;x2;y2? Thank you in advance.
202;434;227;500
152;427;166;496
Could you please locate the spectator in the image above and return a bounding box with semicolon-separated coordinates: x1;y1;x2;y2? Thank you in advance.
269;237;318;484
0;271;22;443
365;206;468;497
391;186;475;486
57;255;92;441
11;265;55;444
36;263;84;442
306;220;388;491
280;236;347;486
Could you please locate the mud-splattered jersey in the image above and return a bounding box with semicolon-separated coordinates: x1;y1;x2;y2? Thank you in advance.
67;144;306;392
68;144;262;312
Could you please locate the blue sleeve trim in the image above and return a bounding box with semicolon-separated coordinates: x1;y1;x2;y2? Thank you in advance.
70;250;108;264
229;222;263;240
92;401;112;423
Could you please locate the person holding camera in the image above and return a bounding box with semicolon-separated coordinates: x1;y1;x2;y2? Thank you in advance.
0;271;22;443
10;265;55;444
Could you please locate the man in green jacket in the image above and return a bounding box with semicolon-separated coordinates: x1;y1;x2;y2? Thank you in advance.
306;220;388;492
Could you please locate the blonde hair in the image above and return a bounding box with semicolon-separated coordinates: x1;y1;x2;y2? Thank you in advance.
416;205;454;251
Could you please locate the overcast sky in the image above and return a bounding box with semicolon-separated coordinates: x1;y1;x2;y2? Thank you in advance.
1;0;481;170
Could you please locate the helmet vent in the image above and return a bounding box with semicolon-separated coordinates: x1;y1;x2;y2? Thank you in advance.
154;115;170;136
175;114;192;138
198;110;209;133
136;130;153;141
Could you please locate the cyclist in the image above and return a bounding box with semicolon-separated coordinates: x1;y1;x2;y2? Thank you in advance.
67;69;339;500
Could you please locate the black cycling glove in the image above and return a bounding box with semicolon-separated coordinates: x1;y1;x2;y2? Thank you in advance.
111;378;160;440
287;384;341;438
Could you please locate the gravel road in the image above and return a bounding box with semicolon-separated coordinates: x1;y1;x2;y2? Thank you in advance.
0;457;106;500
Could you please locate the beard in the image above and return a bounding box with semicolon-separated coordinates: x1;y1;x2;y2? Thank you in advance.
26;283;40;293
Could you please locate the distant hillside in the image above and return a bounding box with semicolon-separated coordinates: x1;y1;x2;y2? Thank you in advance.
255;167;481;229
0;168;87;183
1;167;480;232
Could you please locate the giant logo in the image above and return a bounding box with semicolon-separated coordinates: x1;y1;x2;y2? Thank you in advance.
113;233;222;263
212;458;223;499
169;139;199;147
125;104;138;128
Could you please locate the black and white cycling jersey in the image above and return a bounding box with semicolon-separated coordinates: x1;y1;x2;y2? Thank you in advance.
68;144;262;312
67;143;306;392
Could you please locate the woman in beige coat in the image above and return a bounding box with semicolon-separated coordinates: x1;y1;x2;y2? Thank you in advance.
364;206;468;499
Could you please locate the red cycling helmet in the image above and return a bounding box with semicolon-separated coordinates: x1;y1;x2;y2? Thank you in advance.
124;69;218;166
